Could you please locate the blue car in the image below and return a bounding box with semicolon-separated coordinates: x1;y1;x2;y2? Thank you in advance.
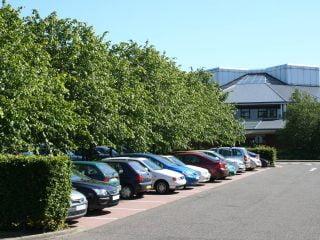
122;153;200;186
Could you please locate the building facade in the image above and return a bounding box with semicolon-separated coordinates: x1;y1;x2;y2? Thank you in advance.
209;64;320;146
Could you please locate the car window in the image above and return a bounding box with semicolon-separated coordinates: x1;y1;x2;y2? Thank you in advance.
218;149;232;157
96;162;116;175
128;161;148;173
144;157;165;168
167;156;186;166
71;169;91;181
76;164;102;179
96;147;119;156
142;159;162;170
202;152;221;160
232;149;243;156
108;162;124;174
181;155;201;164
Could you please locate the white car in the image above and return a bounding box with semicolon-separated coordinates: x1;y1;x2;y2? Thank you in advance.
67;190;88;221
108;157;186;194
162;155;211;183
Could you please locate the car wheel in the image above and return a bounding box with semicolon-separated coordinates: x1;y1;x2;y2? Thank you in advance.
155;180;169;194
120;185;134;199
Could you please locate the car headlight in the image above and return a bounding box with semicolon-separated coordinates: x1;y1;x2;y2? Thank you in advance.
93;189;109;196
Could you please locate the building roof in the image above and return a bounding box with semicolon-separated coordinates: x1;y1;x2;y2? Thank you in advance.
210;64;320;87
243;119;285;132
223;73;320;104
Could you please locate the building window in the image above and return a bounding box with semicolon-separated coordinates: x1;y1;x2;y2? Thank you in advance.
258;108;278;119
240;109;250;119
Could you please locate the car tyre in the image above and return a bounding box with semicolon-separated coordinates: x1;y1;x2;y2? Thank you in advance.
120;185;134;199
155;180;169;194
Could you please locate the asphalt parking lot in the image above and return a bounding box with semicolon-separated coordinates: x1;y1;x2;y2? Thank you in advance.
60;163;320;240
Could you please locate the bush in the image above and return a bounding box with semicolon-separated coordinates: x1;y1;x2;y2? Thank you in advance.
248;146;277;166
0;155;72;231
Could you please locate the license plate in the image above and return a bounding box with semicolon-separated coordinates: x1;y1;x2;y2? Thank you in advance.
146;185;152;189
112;195;120;201
76;204;86;211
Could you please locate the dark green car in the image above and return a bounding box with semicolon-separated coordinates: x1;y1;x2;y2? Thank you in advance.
73;161;121;190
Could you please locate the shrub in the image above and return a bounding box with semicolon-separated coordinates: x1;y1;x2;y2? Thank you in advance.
0;155;72;231
248;146;277;166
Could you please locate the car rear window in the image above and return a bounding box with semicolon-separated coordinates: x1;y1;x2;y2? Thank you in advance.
128;161;147;173
96;162;117;175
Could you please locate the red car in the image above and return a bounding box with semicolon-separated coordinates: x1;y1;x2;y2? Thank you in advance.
173;151;229;180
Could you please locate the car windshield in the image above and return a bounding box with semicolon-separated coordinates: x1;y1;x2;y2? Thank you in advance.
142;159;162;170
128;161;148;173
96;162;117;175
165;156;186;166
71;169;91;181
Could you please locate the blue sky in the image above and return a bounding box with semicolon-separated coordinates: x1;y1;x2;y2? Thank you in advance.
6;0;320;71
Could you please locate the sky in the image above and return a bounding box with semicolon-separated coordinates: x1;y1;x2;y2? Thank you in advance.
6;0;320;71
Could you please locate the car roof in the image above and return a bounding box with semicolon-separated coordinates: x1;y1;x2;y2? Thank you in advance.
106;157;148;161
73;161;103;165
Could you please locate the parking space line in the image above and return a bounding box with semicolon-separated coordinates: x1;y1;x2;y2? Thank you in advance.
309;168;317;172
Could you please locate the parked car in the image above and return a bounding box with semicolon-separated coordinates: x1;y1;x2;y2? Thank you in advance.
73;161;121;190
108;157;186;194
162;155;211;182
67;150;83;161
259;158;269;167
67;190;88;221
102;158;152;199
248;151;262;167
69;146;119;161
198;150;239;175
122;153;200;186
211;147;252;170
71;170;120;211
173;151;229;180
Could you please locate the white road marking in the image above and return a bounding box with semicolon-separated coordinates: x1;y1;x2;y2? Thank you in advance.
111;207;146;211
292;162;300;165
304;163;312;166
309;168;317;172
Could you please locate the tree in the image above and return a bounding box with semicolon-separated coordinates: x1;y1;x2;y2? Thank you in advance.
0;5;77;153
0;3;244;154
278;90;320;159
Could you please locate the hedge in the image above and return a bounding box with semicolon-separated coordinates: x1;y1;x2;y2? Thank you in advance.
0;155;72;231
248;146;277;167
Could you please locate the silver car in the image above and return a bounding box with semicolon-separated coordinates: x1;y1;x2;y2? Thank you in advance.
67;190;88;221
211;147;250;171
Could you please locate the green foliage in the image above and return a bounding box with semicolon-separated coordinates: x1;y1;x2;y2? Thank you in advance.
248;145;277;166
0;4;244;154
0;155;72;231
278;90;320;159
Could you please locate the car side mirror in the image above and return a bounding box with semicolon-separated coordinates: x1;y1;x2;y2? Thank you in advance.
119;169;124;174
144;167;149;172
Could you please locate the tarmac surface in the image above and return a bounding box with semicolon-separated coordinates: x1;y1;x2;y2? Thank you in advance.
60;163;320;240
